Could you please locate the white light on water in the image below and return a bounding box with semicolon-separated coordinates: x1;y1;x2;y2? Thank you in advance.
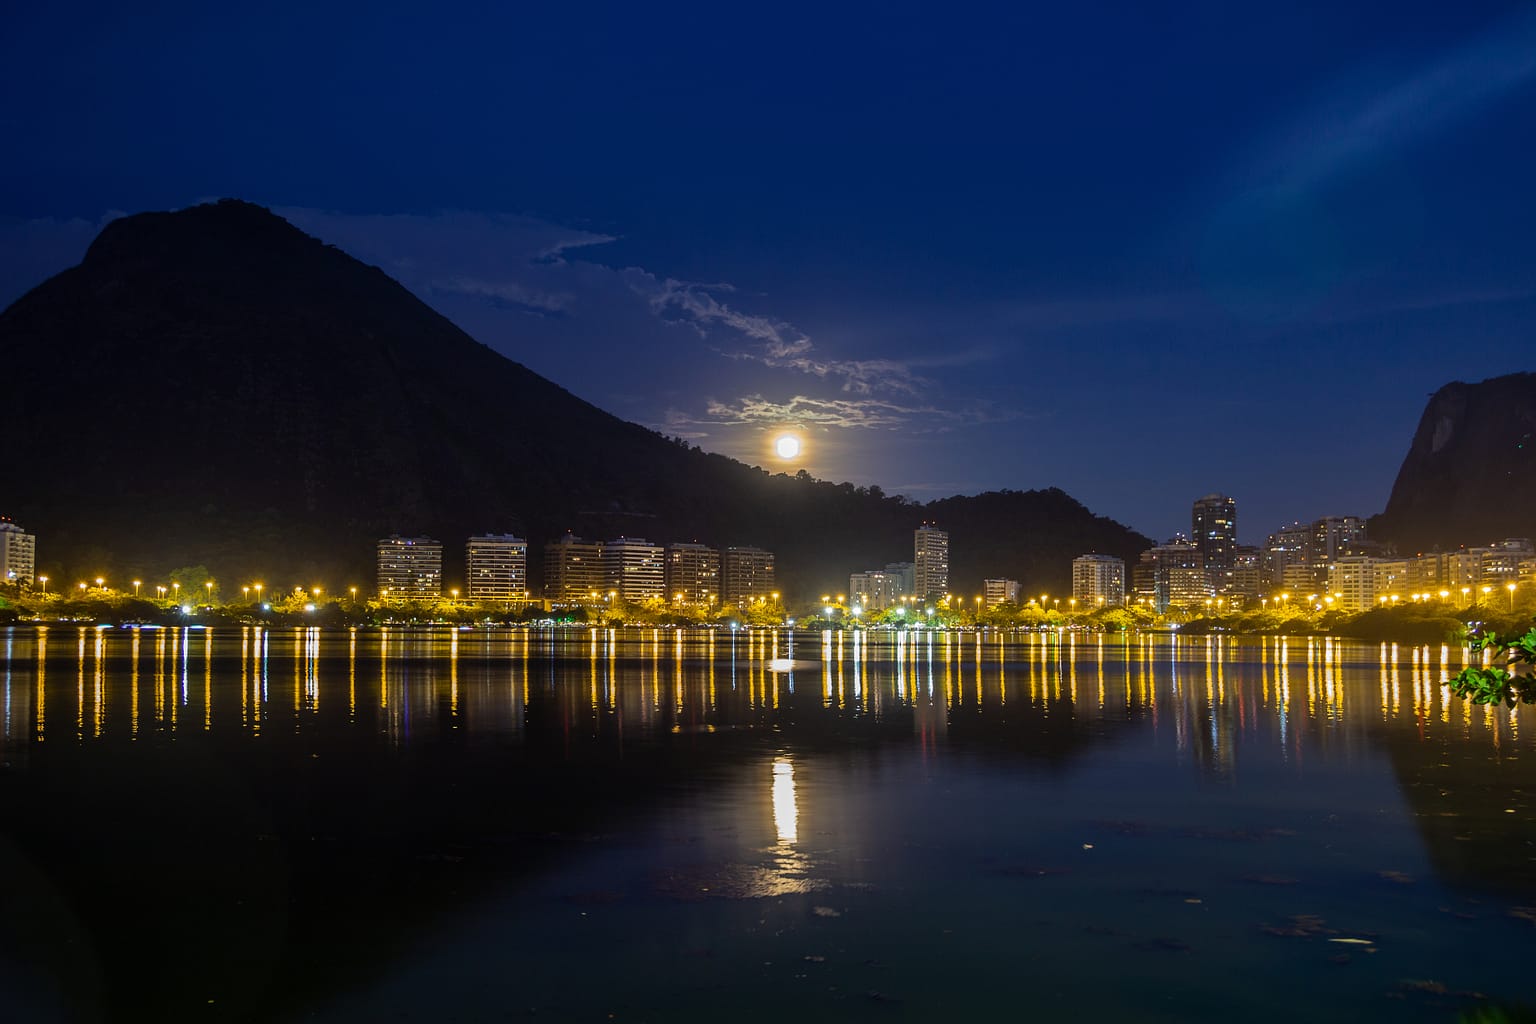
772;758;798;844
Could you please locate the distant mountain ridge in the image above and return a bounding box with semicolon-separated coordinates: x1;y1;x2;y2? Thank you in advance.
1371;372;1536;551
0;199;1151;597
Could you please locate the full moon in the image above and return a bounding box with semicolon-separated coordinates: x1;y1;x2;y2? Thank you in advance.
774;434;802;460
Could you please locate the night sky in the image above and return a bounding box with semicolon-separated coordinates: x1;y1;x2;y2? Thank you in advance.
4;2;1534;544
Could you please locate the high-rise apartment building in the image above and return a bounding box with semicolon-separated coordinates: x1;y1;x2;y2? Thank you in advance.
1327;556;1410;611
721;546;776;606
1219;545;1262;605
982;577;1022;606
1482;539;1535;589
1191;494;1237;569
1311;516;1367;564
466;534;528;603
1072;554;1125;607
914;524;949;600
1262;522;1311;591
665;542;720;605
603;537;666;602
377;535;443;601
543;533;605;602
850;570;903;611
0;519;36;585
884;561;915;596
1135;540;1208;613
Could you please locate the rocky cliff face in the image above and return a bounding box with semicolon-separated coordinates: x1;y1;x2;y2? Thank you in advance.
1371;373;1536;551
0;200;1150;596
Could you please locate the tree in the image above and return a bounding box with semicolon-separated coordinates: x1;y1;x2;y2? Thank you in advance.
167;565;217;604
1450;623;1536;707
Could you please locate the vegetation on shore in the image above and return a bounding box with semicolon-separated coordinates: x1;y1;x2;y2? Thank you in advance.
1450;622;1536;707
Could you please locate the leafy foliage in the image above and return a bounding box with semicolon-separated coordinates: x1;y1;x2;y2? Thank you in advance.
1450;622;1536;707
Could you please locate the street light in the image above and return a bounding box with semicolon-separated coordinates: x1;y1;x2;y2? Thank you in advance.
38;575;47;594
206;581;214;604
1509;582;1518;610
95;577;105;590
132;580;141;597
254;583;263;603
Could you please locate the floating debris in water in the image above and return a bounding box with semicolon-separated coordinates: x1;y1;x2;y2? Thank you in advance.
813;906;841;918
1242;874;1300;886
1376;870;1414;884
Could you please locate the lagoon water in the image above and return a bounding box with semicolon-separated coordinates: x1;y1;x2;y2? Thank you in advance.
1;625;1533;1021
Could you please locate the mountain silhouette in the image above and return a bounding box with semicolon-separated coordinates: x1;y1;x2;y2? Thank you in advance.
1371;372;1536;551
0;200;1150;598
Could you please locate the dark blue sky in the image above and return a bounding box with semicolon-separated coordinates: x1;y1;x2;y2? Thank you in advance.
4;1;1534;543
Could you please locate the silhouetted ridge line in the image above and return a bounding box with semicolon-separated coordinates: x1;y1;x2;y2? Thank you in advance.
1;199;1152;595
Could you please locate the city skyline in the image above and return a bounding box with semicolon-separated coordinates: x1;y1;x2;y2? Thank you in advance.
4;3;1535;541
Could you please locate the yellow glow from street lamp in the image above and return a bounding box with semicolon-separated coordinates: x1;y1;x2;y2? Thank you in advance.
773;433;802;460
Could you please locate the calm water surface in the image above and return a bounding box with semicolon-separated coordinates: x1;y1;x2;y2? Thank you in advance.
1;625;1533;1022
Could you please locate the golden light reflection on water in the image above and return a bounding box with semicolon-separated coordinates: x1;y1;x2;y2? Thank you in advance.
0;627;1530;769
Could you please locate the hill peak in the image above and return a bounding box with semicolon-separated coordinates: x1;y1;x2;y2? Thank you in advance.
1;201;1151;595
80;199;331;276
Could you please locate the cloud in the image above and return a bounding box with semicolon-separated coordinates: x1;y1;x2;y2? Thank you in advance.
668;394;1010;433
628;272;925;395
277;207;617;273
432;276;573;315
1258;8;1536;191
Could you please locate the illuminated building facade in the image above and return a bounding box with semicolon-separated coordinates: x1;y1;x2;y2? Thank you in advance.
721;546;775;606
665;542;720;605
543;533;604;602
1311;515;1367;563
983;577;1022;606
1191;494;1237;569
914;524;949;599
1262;522;1311;591
603;537;665;602
0;519;36;585
851;570;903;610
466;534;528;603
1135;540;1208;613
376;535;442;600
1072;554;1124;607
